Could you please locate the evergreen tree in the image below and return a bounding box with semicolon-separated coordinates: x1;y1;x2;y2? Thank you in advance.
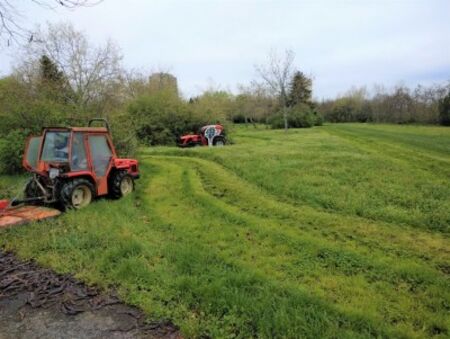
287;71;313;108
40;55;64;84
38;55;73;104
438;91;450;126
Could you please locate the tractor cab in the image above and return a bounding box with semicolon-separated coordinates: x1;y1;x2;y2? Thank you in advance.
21;119;139;209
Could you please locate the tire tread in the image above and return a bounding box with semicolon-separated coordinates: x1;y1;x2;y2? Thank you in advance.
109;170;133;199
59;178;94;210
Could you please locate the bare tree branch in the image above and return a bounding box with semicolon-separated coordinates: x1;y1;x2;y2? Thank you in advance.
0;0;102;46
255;49;295;131
15;22;123;114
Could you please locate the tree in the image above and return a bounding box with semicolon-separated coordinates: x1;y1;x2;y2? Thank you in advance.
255;49;295;131
190;89;233;125
0;1;101;46
16;22;123;117
232;83;277;125
287;71;313;108
438;91;450;126
38;54;74;103
39;55;64;83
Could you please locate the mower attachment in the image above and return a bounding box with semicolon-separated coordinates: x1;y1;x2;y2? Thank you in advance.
0;199;61;229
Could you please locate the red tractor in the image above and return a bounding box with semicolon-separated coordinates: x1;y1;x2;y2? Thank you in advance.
0;119;139;227
177;124;226;148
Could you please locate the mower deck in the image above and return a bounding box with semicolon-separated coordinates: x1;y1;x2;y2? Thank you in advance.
0;200;61;228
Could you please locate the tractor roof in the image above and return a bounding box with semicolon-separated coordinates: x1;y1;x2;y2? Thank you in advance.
71;127;108;133
44;127;108;133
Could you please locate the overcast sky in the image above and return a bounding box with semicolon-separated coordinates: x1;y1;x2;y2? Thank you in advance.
0;0;449;99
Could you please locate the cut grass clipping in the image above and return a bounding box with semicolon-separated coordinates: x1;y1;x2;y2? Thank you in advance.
1;123;449;338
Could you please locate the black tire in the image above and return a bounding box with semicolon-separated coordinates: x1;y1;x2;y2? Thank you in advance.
59;178;95;210
109;171;134;199
213;137;226;147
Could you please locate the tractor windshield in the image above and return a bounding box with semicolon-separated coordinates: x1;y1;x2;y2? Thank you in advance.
41;131;70;162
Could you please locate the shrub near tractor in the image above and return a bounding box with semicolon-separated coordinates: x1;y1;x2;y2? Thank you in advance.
0;119;139;227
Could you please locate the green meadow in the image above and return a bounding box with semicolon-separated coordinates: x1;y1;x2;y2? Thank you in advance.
1;123;449;338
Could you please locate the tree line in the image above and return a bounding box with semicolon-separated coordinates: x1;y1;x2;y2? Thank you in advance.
318;83;450;125
0;22;449;174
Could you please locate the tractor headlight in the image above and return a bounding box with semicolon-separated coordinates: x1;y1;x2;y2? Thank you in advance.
49;168;60;179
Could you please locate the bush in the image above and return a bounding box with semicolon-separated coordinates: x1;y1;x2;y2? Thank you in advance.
129;92;178;145
107;112;138;157
324;98;370;123
267;113;284;129
0;129;31;174
315;113;324;126
268;104;320;129
128;91;212;146
231;113;247;124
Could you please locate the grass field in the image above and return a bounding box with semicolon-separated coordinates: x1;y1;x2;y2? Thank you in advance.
1;123;449;338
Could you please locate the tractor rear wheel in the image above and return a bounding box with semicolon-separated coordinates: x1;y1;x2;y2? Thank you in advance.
110;171;134;199
60;178;94;210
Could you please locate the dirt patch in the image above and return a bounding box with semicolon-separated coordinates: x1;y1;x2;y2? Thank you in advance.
0;251;180;339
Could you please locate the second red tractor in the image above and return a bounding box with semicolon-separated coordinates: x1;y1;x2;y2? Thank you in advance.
177;124;226;148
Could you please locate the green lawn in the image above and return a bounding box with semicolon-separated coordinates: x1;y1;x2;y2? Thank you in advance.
1;123;449;338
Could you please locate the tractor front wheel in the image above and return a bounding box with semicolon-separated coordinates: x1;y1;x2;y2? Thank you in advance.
60;179;94;210
213;137;226;147
110;171;134;199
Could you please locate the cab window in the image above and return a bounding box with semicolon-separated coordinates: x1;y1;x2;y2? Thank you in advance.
88;135;112;177
41;131;70;162
71;133;88;170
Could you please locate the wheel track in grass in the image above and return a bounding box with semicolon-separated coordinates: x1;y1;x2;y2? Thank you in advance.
178;159;449;286
179;157;446;283
148;158;446;338
143;155;449;264
142;160;393;338
142;127;450;234
142;156;450;338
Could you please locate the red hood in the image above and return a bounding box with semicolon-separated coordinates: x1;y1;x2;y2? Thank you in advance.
180;134;197;140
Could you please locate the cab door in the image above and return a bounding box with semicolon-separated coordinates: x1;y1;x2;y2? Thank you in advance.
87;134;113;196
23;136;42;172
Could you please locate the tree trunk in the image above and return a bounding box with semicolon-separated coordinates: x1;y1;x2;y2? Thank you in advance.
283;107;288;132
280;90;288;132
